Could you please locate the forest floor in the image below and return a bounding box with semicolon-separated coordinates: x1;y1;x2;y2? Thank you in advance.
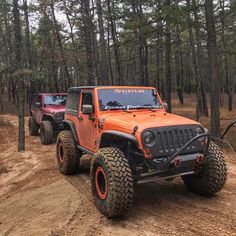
0;95;236;236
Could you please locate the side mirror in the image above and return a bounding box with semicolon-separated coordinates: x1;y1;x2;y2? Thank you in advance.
163;102;168;111
82;104;94;115
36;102;41;108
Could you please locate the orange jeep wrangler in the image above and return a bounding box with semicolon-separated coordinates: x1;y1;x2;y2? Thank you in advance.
56;86;227;218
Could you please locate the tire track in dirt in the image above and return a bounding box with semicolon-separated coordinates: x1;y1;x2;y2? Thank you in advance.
63;172;160;236
65;169;236;236
56;172;109;236
65;173;92;202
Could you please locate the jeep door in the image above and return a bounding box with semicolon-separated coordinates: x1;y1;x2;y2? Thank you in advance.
77;90;97;151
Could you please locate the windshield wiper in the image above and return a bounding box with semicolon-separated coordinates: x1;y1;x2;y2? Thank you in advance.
128;106;162;112
105;108;132;113
147;108;156;112
128;107;155;111
122;109;132;113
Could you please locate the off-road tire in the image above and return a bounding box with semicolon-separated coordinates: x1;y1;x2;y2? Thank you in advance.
40;121;54;145
182;141;227;196
28;117;39;136
56;130;81;175
91;147;134;218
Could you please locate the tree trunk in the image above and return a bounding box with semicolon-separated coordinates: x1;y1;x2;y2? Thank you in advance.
23;0;32;69
175;23;184;105
23;0;36;108
107;23;114;84
192;0;209;116
13;0;25;151
165;0;172;113
219;0;233;111
205;0;221;137
63;0;80;86
155;1;164;98
107;0;123;84
81;0;96;85
186;0;202;121
50;0;71;88
96;0;109;85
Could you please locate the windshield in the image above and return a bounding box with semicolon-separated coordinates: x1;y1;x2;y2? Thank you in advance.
98;89;162;111
44;95;67;106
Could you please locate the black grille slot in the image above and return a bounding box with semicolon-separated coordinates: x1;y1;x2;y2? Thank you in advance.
143;125;203;158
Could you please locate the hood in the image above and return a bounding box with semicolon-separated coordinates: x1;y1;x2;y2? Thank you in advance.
100;110;200;133
43;105;65;114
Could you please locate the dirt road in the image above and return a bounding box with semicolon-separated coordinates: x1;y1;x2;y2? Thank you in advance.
0;115;236;236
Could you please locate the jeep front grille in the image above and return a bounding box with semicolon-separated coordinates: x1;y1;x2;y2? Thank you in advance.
143;125;204;158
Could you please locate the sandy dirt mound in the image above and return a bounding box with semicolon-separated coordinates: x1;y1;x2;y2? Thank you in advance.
0;114;236;236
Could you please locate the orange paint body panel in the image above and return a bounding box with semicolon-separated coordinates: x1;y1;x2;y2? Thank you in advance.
65;86;201;156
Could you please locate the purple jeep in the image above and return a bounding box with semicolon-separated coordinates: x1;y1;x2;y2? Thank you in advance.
29;93;67;144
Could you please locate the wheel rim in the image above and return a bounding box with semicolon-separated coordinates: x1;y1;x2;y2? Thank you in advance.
59;142;64;163
95;166;108;200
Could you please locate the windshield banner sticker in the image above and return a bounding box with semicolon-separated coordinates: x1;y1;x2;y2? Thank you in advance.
114;89;145;94
105;104;160;110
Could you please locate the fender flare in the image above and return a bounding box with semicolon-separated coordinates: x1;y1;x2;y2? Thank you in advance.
63;120;79;143
99;130;138;148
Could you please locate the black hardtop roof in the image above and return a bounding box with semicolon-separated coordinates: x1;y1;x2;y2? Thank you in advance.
68;86;96;92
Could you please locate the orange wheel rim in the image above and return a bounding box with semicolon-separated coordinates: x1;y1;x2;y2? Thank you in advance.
59;143;64;163
95;166;108;200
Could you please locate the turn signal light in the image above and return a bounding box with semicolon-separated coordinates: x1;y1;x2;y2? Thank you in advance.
145;148;151;154
196;155;204;163
144;148;152;158
174;157;181;167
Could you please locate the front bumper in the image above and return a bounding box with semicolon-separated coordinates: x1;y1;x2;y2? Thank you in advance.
135;133;210;184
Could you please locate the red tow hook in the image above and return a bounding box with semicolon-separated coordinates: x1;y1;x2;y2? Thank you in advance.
174;157;181;167
196;155;204;163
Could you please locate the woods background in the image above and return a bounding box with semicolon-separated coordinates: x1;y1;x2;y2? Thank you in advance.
0;0;235;150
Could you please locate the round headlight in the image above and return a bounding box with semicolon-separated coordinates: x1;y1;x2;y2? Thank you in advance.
204;128;208;133
196;127;203;135
143;131;155;145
